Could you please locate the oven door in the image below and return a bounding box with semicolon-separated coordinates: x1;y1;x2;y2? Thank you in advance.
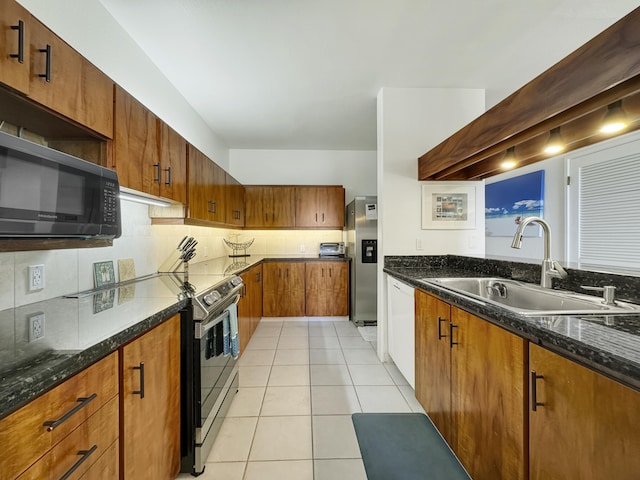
193;297;240;446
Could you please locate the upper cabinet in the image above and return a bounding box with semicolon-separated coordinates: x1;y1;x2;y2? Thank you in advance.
245;186;296;228
188;145;226;224
0;1;114;138
158;121;187;204
114;86;186;203
113;85;159;192
28;18;113;138
295;186;345;228
225;173;245;227
1;0;31;93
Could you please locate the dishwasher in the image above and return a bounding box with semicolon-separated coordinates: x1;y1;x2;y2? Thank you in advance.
386;275;415;388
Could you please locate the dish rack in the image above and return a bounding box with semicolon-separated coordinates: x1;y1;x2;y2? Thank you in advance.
224;237;254;258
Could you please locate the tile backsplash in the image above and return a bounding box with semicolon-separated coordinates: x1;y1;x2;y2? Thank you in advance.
0;199;344;310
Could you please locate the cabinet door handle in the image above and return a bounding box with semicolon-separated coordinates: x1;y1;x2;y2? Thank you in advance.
531;370;544;411
208;200;214;214
59;445;98;480
38;44;52;82
449;323;458;348
329;268;332;278
437;317;447;340
256;271;261;282
153;163;161;184
315;213;318;222
133;362;145;399
322;213;325;223
10;20;25;63
43;393;98;431
164;166;172;186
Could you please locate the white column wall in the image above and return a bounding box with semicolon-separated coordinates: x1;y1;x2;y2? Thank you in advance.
376;87;485;360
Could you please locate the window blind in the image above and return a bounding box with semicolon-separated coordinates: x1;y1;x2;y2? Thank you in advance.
578;153;640;273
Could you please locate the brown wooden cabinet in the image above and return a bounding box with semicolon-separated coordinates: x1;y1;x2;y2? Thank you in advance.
113;86;159;192
120;314;180;480
238;264;263;353
225;173;245;227
245;186;296;228
157;121;187;203
1;0;31;93
414;290;452;443
0;1;113;138
529;344;640;480
295;186;345;228
414;290;527;480
450;306;527;480
17;397;119;480
263;262;305;316
0;352;119;480
188;145;226;224
305;261;348;316
28;18;113;138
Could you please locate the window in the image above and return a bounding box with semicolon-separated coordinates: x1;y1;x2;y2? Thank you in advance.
567;134;640;274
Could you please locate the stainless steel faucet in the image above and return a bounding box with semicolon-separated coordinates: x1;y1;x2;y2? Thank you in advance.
510;216;567;288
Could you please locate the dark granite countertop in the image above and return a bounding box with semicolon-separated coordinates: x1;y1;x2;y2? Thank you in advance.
0;274;188;420
384;255;640;392
0;254;350;420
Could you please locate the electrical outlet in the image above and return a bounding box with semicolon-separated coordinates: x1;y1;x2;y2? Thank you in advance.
416;238;424;250
29;313;45;342
29;264;45;291
299;244;306;253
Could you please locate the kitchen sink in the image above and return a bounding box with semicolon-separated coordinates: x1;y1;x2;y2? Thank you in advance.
420;277;640;316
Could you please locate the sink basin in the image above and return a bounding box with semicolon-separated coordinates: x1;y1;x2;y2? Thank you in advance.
420;277;640;316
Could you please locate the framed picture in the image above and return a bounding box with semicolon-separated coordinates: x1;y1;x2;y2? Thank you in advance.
485;170;545;237
422;184;476;229
93;261;115;288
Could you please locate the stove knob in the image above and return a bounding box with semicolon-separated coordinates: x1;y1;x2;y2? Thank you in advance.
203;291;222;306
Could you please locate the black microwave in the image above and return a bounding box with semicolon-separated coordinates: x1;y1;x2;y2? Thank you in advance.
0;131;121;239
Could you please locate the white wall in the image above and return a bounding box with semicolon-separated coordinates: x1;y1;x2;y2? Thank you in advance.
376;87;485;360
229;149;377;203
377;88;486;257
17;0;229;168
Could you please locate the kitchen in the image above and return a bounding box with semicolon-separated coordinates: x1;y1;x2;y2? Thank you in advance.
2;1;640;479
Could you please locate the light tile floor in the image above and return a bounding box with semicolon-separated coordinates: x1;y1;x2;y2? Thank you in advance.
176;316;424;480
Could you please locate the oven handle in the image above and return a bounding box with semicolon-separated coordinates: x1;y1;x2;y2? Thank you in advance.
195;294;241;339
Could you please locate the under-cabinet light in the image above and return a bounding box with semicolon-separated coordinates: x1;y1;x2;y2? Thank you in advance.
543;127;565;155
600;100;629;134
119;190;172;207
500;147;518;170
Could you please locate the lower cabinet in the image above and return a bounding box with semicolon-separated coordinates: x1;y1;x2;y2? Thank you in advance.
415;289;527;480
0;352;119;480
305;262;348;316
529;344;640;480
238;263;263;353
263;261;349;317
263;262;306;316
120;314;181;480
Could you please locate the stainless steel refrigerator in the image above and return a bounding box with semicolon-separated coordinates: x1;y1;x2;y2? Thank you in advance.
345;196;378;326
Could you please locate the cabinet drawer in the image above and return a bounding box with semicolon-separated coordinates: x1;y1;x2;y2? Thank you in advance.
17;396;119;480
77;439;119;480
0;352;118;479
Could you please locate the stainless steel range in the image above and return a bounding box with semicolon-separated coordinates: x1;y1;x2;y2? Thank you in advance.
180;273;244;476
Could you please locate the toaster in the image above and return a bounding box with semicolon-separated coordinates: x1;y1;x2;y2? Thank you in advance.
319;242;345;257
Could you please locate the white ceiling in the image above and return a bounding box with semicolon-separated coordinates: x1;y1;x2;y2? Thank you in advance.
97;0;638;151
